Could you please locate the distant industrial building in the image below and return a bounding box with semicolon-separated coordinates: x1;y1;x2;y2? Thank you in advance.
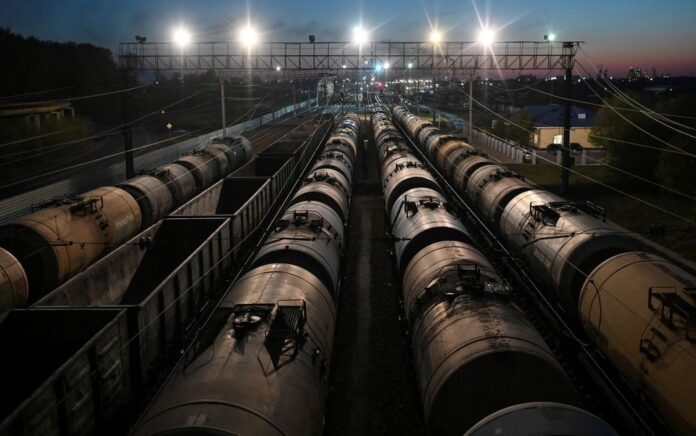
0;101;75;129
526;104;598;150
317;77;335;97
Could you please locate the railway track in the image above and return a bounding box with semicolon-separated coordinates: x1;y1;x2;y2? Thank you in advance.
324;114;425;436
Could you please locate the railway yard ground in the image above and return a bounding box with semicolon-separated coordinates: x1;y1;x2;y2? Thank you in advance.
325;116;425;435
1;101;694;436
507;163;696;259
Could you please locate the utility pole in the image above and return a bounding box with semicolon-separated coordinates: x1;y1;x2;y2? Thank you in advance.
120;68;135;179
468;72;474;136
219;74;227;137
467;61;477;139
292;81;296;114
560;42;576;194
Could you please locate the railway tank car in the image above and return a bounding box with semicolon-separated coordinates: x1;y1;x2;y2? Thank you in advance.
391;105;695;435
116;174;174;228
0;186;142;306
0;135;253;312
132;113;358;436
371;106;613;436
0;247;29;311
499;190;641;315
392;105;641;317
579;252;696;435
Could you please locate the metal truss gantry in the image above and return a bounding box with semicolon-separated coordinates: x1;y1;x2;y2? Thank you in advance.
118;39;581;193
119;40;581;75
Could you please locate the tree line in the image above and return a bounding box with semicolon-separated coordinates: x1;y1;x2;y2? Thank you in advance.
590;93;696;196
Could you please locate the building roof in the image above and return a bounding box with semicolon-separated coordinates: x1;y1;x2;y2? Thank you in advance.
524;104;595;128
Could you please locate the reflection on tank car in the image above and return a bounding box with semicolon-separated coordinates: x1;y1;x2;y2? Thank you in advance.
311;152;353;185
117;175;174;228
252;202;344;293
0;186;141;301
174;151;220;191
382;159;442;214
133;263;336;436
391;105;694;436
466;166;532;225
499;189;640;315
132;113;359;436
371;105;591;436
580;252;696;435
151;163;198;205
290;174;351;223
389;188;472;272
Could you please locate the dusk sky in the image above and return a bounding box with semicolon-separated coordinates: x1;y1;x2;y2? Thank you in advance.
2;0;695;75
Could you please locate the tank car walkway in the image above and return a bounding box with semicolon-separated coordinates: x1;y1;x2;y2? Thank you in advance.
324;117;425;435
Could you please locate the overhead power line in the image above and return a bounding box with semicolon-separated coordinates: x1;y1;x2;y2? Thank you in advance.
577;47;696;137
574;61;692;156
458;88;696;220
487;82;696;122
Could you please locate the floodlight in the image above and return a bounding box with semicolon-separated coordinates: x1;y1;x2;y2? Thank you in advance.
353;27;368;45
173;27;191;48
240;26;258;47
478;27;495;47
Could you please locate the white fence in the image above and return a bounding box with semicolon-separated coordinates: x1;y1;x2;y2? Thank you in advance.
413;103;591;165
